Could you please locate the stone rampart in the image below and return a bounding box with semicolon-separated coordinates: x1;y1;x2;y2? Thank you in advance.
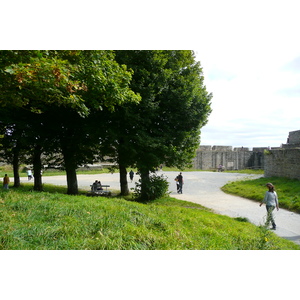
264;130;300;180
264;148;300;180
192;145;265;170
288;130;300;144
192;130;300;177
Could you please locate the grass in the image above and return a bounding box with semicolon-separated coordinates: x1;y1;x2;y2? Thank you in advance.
222;176;300;213
224;169;264;175
0;184;299;250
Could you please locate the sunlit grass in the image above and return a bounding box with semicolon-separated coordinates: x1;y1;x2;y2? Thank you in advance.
222;177;300;213
0;186;298;250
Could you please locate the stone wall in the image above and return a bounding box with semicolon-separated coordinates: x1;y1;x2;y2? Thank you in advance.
264;148;300;180
192;145;266;170
264;130;300;180
288;130;300;144
191;130;300;177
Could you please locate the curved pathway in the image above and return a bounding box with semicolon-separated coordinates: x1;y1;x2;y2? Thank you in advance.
22;171;300;245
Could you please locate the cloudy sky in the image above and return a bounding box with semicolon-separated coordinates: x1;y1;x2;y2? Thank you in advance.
192;1;300;148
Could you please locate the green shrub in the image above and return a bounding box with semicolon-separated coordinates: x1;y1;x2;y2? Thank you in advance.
134;173;170;201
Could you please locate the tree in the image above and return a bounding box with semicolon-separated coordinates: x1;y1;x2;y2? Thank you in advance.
0;108;30;188
0;50;90;191
51;51;140;194
0;50;140;194
114;50;212;199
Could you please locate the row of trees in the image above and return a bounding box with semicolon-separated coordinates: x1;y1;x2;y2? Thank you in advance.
0;50;212;199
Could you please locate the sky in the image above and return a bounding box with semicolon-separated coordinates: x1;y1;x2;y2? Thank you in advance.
192;1;300;148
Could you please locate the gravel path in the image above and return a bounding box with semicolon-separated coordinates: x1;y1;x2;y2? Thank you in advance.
21;171;300;245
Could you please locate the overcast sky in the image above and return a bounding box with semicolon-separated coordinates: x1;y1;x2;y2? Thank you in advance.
192;1;300;148
3;1;300;149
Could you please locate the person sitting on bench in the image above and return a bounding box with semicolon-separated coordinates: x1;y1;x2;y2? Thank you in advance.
92;180;103;192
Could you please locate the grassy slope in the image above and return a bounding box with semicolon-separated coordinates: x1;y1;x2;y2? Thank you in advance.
222;176;300;213
0;185;299;250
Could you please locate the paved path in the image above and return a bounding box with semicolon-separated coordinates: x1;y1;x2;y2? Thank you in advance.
21;171;300;245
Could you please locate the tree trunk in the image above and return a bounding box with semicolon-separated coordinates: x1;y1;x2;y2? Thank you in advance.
66;167;78;195
33;145;43;191
140;168;150;200
119;164;129;196
12;148;20;188
63;149;78;195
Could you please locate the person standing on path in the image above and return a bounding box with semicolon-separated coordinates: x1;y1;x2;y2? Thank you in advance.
176;172;183;194
3;174;10;189
259;183;279;230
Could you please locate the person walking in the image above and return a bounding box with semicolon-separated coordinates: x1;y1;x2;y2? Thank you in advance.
3;174;10;189
129;170;134;182
259;183;279;230
27;169;33;181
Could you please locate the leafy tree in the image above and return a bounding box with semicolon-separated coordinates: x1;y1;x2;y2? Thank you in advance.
114;50;212;199
0;50;89;191
0;50;140;194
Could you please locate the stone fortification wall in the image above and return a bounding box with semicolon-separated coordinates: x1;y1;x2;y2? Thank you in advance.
283;130;300;148
264;130;300;180
192;145;266;170
264;148;300;180
288;130;300;144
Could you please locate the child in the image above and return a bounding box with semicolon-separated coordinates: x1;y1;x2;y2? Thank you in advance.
3;174;10;189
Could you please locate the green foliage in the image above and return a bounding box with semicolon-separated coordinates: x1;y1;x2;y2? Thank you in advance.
113;50;212;171
0;187;298;250
0;50;141;194
264;150;272;155
133;173;170;201
222;176;300;213
1;50;212;195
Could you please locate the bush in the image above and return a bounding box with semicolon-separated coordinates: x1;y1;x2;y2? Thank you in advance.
134;173;170;201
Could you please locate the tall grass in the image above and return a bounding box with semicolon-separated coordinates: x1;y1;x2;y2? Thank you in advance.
0;185;298;250
222;177;300;213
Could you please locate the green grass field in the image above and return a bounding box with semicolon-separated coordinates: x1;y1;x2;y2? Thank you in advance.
222;176;300;213
1;184;299;250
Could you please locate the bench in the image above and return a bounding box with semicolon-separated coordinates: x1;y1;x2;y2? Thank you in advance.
90;184;111;196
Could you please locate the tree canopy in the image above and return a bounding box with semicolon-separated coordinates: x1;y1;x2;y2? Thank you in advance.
0;50;212;197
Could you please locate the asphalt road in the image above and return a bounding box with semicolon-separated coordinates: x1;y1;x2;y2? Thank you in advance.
21;171;300;245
